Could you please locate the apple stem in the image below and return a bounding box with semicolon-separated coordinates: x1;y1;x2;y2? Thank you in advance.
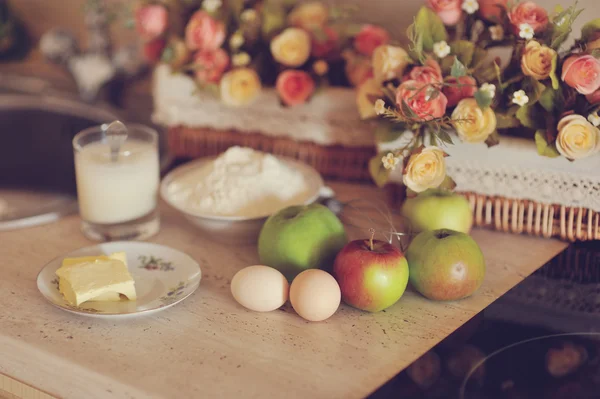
369;228;375;251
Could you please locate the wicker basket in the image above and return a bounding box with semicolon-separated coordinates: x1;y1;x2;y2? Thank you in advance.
167;125;375;181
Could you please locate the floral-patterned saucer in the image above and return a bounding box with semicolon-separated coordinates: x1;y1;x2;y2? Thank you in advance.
36;241;201;318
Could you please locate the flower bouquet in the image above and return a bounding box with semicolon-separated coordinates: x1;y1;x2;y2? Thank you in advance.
359;0;600;240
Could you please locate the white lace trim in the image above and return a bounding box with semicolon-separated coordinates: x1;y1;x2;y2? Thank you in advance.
151;65;375;148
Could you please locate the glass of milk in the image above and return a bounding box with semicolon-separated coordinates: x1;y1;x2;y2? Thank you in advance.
73;123;160;241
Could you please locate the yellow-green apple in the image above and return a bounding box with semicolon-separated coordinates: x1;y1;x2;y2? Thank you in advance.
332;237;409;312
401;189;473;234
258;203;347;281
406;229;485;301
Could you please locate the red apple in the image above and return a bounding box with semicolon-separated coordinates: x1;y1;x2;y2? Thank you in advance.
332;237;409;312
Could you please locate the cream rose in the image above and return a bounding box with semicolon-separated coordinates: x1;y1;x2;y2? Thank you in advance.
372;45;410;84
270;28;311;67
288;1;329;31
451;98;497;143
220;68;262;107
521;40;556;81
403;147;447;193
555;114;600;160
356;78;383;119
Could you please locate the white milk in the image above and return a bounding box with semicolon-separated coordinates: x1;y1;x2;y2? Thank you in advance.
75;140;159;224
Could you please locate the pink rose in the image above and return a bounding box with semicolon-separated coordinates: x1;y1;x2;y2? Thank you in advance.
135;5;168;40
276;70;316;106
561;55;600;95
586;90;600;105
396;80;448;121
311;26;339;58
508;2;549;35
143;38;166;63
185;11;226;51
408;58;443;84
478;0;508;22
426;0;463;26
443;76;477;107
354;25;390;57
193;48;230;84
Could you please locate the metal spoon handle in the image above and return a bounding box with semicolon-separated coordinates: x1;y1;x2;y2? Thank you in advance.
105;120;128;162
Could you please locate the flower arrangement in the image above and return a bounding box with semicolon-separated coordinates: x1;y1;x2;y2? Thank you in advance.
134;0;390;107
360;0;600;193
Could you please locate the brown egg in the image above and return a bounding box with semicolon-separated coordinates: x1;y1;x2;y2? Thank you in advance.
290;269;341;322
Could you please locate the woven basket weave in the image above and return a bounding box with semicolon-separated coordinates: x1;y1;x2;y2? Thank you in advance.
462;192;600;242
167;125;375;181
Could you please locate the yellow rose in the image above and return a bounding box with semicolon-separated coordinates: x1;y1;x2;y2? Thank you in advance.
451;98;497;143
270;28;311;67
588;38;600;51
356;78;382;120
555;114;600;159
288;1;329;31
521;40;556;81
220;68;262;107
402;147;447;193
372;45;410;84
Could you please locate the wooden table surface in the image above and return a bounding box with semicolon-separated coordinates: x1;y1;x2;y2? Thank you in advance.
0;182;568;399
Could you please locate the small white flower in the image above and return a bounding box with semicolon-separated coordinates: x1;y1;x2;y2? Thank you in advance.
202;0;222;13
462;0;480;15
232;52;251;67
512;90;530;106
433;41;451;58
519;23;535;40
229;32;245;49
556;16;566;27
241;9;258;22
489;25;504;41
588;112;600;127
382;153;400;170
374;99;386;115
480;83;496;99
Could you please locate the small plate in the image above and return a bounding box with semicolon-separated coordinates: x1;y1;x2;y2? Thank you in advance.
37;241;202;318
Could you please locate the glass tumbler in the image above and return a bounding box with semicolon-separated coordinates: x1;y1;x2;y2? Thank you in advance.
73;123;160;241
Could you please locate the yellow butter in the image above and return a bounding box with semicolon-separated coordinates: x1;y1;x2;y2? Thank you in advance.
56;252;136;306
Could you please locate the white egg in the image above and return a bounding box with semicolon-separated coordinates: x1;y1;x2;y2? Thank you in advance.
290;269;341;322
231;265;289;312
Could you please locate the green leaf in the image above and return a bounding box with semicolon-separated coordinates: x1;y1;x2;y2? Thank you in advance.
435;129;454;145
400;99;418;119
406;21;425;63
581;18;600;42
495;111;521;129
551;4;584;50
523;77;546;104
414;6;448;51
539;86;563;113
516;104;546;130
449;40;475;67
474;89;492;110
451;57;467;78
261;1;286;39
472;47;488;69
369;153;392;188
374;122;406;143
549;53;559;90
534;130;560;158
438;175;457;191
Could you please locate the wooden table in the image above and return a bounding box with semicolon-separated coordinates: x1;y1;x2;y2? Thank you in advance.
0;182;568;399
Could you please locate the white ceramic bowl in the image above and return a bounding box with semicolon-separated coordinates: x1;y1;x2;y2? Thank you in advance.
160;156;325;244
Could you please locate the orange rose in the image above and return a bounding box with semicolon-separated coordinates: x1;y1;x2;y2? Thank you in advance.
135;5;168;40
276;70;315;106
561;55;600;95
508;2;549;35
478;0;508;22
426;0;462;26
343;51;373;87
185;11;226;51
193;48;230;84
396;80;448;121
354;25;390;57
443;76;477;107
408;58;443;84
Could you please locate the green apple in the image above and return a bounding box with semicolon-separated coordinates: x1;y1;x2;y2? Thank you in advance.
406;229;485;301
401;189;473;234
258;203;347;280
333;238;409;312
